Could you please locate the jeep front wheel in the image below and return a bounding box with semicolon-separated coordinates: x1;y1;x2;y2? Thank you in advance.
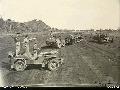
48;59;59;71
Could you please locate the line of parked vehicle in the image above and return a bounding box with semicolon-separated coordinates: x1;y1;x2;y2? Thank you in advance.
7;32;113;71
46;34;84;48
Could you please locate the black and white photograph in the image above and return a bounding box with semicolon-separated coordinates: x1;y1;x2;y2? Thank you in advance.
0;0;120;88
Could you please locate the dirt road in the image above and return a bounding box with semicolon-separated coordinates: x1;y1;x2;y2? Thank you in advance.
0;35;119;86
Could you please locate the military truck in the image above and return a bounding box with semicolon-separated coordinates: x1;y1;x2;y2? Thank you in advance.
65;34;75;45
91;33;113;43
8;35;64;71
46;35;65;48
74;34;84;43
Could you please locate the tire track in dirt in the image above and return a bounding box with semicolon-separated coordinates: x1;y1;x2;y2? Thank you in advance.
58;46;81;84
71;44;99;84
39;42;109;85
24;69;47;85
23;70;38;85
43;45;99;85
86;42;118;62
33;46;83;86
3;70;33;86
4;67;50;86
84;41;119;70
76;41;118;84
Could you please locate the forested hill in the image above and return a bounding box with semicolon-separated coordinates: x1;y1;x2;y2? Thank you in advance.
0;18;51;33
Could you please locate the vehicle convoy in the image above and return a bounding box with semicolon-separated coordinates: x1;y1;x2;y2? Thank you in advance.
46;35;65;48
65;34;83;45
8;35;64;71
91;33;113;43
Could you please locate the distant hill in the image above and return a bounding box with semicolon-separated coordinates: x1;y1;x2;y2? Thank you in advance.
0;18;51;33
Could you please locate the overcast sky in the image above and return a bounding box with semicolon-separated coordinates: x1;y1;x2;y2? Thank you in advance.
0;0;119;30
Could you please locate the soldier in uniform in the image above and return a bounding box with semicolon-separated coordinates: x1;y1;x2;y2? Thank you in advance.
11;34;21;57
10;34;21;69
23;35;29;47
23;35;38;60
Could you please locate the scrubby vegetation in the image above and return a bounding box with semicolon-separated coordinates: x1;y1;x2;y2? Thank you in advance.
0;18;51;33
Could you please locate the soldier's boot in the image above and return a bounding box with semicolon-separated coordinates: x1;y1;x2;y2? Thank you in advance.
9;65;14;70
60;58;64;64
42;63;45;67
11;65;14;69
